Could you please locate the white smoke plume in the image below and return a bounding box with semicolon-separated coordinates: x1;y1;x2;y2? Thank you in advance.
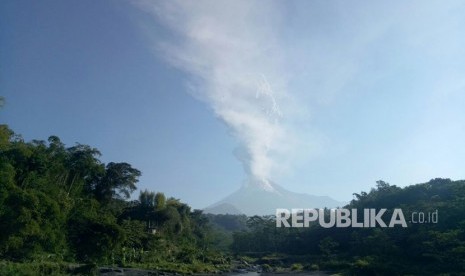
132;0;465;198
136;0;293;191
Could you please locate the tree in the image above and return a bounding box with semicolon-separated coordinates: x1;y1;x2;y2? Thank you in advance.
139;189;156;208
68;212;124;262
67;144;105;197
318;236;339;258
155;192;166;210
95;162;141;203
0;125;13;151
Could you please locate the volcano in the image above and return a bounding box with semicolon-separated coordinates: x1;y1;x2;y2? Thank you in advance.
204;180;346;216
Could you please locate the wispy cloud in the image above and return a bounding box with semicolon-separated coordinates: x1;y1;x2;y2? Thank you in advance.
135;0;298;190
134;0;465;195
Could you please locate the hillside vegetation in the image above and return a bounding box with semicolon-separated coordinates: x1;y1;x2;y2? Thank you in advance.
230;179;465;275
0;125;229;274
1;125;464;275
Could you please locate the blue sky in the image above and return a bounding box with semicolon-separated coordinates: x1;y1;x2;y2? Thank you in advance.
2;0;465;208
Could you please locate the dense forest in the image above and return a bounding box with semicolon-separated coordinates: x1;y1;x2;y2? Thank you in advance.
0;125;230;274
1;124;465;275
230;179;465;275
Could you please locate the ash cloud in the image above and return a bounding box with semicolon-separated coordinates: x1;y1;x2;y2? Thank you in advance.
137;0;295;190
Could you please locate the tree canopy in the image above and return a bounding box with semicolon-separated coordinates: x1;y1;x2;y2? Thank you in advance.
0;125;226;273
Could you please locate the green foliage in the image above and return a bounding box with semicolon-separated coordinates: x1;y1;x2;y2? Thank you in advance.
96;162;141;202
206;213;248;231
231;178;465;275
318;237;338;257
68;212;124;263
139;189;156;207
290;262;304;271
155;192;166;210
5;124;465;274
0;261;70;276
0;125;225;272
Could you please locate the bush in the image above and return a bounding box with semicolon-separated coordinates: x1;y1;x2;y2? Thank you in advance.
291;263;304;271
0;261;69;276
305;263;319;271
261;264;273;272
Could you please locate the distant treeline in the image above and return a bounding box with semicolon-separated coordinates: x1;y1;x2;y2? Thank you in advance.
229;179;465;275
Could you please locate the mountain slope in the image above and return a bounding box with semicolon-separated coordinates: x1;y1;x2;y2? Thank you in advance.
203;203;244;215
205;181;345;216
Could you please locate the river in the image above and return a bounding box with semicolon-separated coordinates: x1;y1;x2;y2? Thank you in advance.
230;272;331;276
100;267;333;276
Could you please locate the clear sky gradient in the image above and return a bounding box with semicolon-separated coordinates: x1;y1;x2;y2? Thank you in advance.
2;1;465;208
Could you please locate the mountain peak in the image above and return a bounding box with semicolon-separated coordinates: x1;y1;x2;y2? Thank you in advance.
244;178;278;193
205;181;346;216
